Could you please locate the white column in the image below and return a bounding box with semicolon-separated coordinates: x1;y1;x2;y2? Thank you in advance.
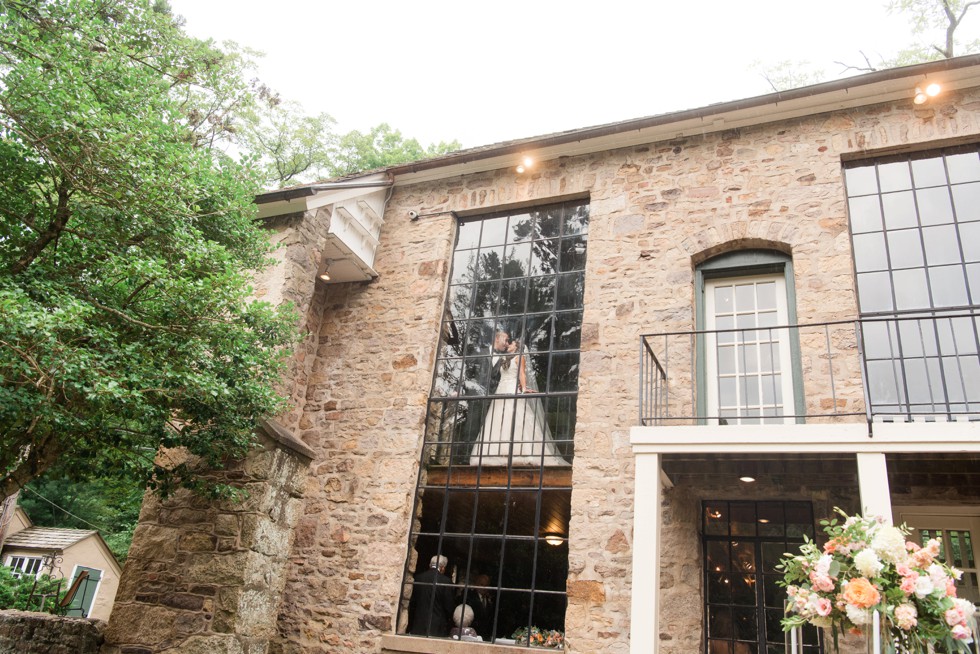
856;452;892;519
630;452;662;654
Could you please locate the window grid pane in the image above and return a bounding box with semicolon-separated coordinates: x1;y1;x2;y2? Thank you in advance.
846;147;980;419
403;200;589;642
703;501;822;653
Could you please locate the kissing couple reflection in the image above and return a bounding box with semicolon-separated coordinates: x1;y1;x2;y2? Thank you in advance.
470;328;569;467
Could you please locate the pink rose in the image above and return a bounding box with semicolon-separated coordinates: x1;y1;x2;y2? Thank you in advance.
946;606;967;627
896;563;912;577
947;578;958;597
813;597;832;617
900;576;917;595
906;541;920;552
809;571;835;593
952;624;972;640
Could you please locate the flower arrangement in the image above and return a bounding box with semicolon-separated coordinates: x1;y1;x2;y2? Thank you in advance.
511;626;565;648
778;508;977;653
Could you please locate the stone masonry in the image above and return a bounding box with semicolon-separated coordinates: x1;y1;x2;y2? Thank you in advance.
0;610;104;654
101;423;313;654
269;87;980;654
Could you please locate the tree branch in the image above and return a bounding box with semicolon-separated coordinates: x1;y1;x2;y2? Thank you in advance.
8;183;72;275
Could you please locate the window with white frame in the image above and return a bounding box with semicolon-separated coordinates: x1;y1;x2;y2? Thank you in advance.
894;507;980;604
697;250;802;425
5;555;44;578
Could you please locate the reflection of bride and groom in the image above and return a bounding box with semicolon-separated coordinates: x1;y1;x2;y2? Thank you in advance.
470;329;569;466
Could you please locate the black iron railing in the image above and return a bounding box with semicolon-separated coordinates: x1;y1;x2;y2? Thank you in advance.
639;310;980;426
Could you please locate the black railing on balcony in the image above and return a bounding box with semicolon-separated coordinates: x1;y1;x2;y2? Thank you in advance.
639;310;980;426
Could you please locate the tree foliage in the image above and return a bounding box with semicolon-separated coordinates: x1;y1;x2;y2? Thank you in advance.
235;84;338;186
19;474;144;562
329;123;461;178
0;0;296;500
758;0;980;90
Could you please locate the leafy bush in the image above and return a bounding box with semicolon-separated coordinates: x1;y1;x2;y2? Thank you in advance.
0;566;64;613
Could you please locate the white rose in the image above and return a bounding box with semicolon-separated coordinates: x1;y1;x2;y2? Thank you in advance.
846;604;869;625
815;554;833;575
854;549;884;578
914;575;935;598
871;526;907;564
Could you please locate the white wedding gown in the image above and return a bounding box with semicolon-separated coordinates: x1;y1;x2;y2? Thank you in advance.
470;350;569;466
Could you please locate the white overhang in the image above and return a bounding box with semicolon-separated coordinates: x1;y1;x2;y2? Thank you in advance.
255;174;390;283
630;421;980;454
387;56;980;187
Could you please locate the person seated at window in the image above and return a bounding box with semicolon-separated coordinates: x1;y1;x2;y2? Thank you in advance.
450;603;482;641
470;329;568;466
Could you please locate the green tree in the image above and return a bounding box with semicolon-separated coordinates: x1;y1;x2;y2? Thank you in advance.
0;1;295;500
19;474;144;562
758;0;980;90
330;123;460;178
236;85;338;186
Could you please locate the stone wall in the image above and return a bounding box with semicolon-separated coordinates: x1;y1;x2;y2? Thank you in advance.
0;610;104;654
271;88;980;654
254;209;332;435
102;424;313;654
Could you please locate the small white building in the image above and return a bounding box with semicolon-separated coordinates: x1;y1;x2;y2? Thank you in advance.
2;507;122;621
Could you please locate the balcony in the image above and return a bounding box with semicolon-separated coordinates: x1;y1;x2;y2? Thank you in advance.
639;309;980;427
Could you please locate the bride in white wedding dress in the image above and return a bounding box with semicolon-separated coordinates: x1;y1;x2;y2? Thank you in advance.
470;330;569;467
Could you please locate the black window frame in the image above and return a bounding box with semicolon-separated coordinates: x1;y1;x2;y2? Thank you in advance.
398;199;590;644
844;145;980;419
702;500;823;654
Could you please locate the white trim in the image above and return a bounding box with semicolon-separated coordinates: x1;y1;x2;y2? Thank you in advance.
856;453;893;518
66;563;103;618
631;422;980;454
630;453;663;654
5;554;45;578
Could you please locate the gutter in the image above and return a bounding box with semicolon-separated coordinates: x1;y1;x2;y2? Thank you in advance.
255;176;393;205
384;54;980;177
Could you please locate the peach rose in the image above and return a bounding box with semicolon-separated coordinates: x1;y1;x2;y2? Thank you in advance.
842;577;881;609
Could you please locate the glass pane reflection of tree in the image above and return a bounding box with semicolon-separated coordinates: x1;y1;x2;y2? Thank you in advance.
402;200;588;643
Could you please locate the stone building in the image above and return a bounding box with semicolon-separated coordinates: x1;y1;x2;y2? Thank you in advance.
107;55;980;654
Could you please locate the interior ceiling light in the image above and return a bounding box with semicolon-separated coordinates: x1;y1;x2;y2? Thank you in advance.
914;81;942;105
739;476;756;483
544;533;565;546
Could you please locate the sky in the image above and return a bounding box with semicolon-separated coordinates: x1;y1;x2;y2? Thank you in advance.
168;0;980;150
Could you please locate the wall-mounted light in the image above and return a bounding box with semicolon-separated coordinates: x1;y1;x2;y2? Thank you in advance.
516;155;534;174
914;81;942;105
739;476;756;483
318;259;333;282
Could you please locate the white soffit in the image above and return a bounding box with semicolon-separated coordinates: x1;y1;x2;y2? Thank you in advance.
392;64;980;188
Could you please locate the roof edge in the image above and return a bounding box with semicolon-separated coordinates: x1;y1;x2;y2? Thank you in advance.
384;54;980;178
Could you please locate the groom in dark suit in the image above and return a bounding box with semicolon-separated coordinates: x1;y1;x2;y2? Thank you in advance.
468;573;495;640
